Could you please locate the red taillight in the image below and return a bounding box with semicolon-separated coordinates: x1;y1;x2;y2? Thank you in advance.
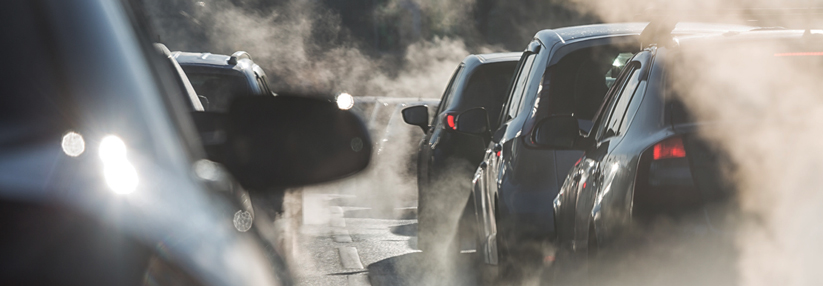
446;114;456;130
653;137;686;160
574;157;582;166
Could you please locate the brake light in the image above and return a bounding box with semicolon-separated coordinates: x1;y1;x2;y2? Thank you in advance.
446;114;456;130
574;157;582;166
496;150;501;157
653;137;686;160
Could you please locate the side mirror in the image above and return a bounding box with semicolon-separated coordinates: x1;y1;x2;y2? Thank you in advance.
533;116;581;149
212;95;371;189
455;107;489;136
402;105;429;132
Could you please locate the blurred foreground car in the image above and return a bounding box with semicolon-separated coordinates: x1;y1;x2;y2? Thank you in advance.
0;1;371;286
174;51;275;111
549;20;823;281
400;53;520;253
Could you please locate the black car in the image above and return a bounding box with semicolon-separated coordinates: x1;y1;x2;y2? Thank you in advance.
173;51;275;111
400;52;520;252
452;22;752;269
0;1;370;285
549;21;822;283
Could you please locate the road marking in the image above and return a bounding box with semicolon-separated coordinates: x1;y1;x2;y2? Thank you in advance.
330;216;346;227
338;247;365;269
333;228;353;243
347;273;371;286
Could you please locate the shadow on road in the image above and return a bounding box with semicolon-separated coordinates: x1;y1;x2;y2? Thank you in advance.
390;223;417;237
368;252;481;286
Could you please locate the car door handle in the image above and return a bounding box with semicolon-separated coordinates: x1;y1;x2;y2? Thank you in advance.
479;161;488;169
492;143;502;152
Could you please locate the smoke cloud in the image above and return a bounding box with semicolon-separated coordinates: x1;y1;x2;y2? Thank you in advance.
552;1;823;286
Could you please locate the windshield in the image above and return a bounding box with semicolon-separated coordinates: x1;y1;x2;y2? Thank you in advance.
182;67;252;112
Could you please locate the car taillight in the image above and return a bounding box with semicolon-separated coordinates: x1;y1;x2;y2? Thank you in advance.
653;136;686;160
446;114;456;130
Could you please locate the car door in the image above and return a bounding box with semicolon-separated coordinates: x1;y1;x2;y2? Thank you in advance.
419;64;463;188
571;53;650;248
475;47;539;259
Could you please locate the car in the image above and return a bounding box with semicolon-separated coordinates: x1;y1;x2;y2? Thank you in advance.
452;22;752;271
399;52;521;253
0;1;371;285
548;20;822;283
173;50;275;111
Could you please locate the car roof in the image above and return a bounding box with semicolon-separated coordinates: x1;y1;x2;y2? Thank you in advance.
172;51;254;70
474;52;522;63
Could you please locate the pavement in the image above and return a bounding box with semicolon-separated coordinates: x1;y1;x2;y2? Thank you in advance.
289;189;485;286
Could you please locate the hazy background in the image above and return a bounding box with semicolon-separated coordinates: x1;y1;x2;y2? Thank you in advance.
139;0;594;96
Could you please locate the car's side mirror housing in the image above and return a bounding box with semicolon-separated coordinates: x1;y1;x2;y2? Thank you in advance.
533;115;585;149
194;95;372;190
455;107;490;136
402;105;429;132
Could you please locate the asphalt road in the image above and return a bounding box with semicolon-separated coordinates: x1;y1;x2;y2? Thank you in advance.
286;186;489;286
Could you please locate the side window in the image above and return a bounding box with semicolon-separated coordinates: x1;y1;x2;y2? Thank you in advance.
503;53;536;122
433;65;464;126
603;62;642;137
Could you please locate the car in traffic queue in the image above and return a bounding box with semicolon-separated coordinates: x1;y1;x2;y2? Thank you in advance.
0;1;371;285
548;19;823;281
173;50;275;112
451;22;753;270
400;53;521;253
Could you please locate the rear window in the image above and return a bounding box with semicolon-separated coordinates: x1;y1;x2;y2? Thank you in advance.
181;67;252;112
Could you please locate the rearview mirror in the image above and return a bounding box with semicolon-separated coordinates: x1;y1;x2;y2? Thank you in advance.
402;105;429;132
533;116;581;149
455;107;489;136
213;95;372;189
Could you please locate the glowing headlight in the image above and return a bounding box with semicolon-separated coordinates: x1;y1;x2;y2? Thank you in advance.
99;135;138;194
61;131;85;157
336;92;354;110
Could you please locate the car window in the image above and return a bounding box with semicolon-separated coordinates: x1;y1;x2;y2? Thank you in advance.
503;53;536;123
591;59;634;139
602;62;642;137
545;47;628;121
458;62;518;129
433;65;464;126
183;67;252;112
